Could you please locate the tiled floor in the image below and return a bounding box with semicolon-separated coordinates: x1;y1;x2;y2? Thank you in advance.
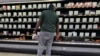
0;52;60;56
0;52;34;56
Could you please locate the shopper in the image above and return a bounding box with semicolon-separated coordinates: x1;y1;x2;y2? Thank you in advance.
33;4;59;56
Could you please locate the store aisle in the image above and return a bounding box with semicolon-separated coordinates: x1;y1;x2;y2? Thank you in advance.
0;52;60;56
0;52;34;56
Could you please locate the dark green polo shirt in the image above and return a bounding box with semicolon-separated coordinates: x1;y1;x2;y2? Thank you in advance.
39;10;58;32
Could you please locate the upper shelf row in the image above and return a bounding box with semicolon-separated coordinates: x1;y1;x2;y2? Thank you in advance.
0;1;100;11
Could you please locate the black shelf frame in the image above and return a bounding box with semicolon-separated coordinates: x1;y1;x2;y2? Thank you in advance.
0;15;100;18
0;7;100;12
0;0;100;41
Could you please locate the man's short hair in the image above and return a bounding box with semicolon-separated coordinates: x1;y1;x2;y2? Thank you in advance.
48;4;55;10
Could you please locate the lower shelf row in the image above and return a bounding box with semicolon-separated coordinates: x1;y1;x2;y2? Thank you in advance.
0;31;97;37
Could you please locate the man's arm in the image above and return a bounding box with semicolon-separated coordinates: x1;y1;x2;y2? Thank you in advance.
33;11;44;33
33;19;41;33
56;23;59;35
56;21;60;41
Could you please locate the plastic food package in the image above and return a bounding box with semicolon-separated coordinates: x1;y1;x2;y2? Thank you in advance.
76;18;80;22
69;11;73;16
75;25;79;29
91;32;96;37
27;24;31;29
3;12;7;16
72;31;77;37
28;12;32;16
8;12;11;16
38;4;42;8
33;12;36;16
63;25;67;29
28;4;32;9
81;24;86;29
23;12;27;16
7;5;11;10
38;12;41;16
94;17;99;22
18;24;22;29
16;5;20;10
56;11;60;15
70;18;74;22
64;18;69;22
42;4;46;8
4;24;7;29
85;32;89;37
12;5;16;10
57;3;61;8
5;18;9;22
88;24;92;29
0;24;3;28
61;32;65;36
2;5;7;10
33;4;37;8
33;18;37;22
28;18;32;22
69;25;73;29
68;32;72;37
13;24;17;29
59;17;63;22
22;24;25;29
18;12;22;16
22;5;26;9
96;10;100;15
10;18;14;22
82;18;87;22
13;31;16;35
93;24;98;29
3;31;8;35
17;31;20;35
89;18;94;22
9;24;12;29
85;10;90;15
13;12;17;16
80;32;84;37
47;3;50;8
74;11;78;15
23;18;27;22
18;18;22;22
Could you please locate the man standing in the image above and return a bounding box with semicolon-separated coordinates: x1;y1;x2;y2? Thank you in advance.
33;4;59;56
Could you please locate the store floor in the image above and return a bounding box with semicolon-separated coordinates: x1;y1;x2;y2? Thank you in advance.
0;52;60;56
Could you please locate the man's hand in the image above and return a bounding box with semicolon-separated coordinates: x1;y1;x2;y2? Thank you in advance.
33;28;36;34
55;34;60;41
